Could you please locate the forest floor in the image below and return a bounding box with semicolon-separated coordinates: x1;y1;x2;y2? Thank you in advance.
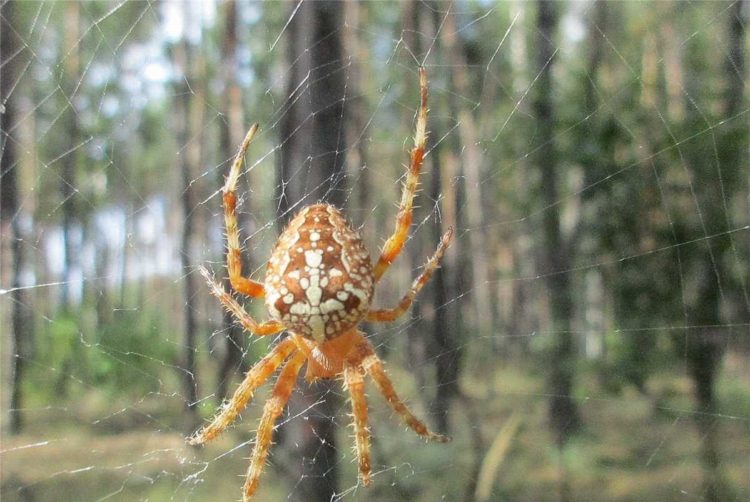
2;354;749;502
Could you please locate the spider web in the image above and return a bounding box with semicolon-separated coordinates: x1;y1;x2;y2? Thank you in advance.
1;1;749;501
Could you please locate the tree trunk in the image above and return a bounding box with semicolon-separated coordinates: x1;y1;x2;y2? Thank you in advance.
215;0;250;403
425;104;458;436
507;1;537;357
723;0;746;119
580;1;611;365
60;1;81;312
440;5;496;348
342;2;372;228
1;0;31;434
398;0;431;400
422;1;464;437
48;1;83;398
278;2;348;499
683;2;746;500
534;3;580;498
173;39;203;429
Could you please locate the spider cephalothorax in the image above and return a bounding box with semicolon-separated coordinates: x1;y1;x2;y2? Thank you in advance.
189;68;452;501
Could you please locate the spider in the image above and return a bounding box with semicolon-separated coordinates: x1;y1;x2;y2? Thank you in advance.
188;68;453;501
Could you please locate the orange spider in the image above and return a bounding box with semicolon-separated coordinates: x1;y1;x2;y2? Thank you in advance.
188;68;453;501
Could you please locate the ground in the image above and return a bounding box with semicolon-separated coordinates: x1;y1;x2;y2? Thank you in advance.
2;357;749;501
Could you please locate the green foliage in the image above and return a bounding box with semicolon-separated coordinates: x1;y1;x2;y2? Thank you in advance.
89;310;176;396
27;308;176;400
44;311;81;369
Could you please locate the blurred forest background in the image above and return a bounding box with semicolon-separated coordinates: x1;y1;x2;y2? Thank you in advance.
1;1;749;501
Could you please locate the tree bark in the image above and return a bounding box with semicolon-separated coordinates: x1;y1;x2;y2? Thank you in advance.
172;39;203;429
342;1;372;228
682;2;746;500
60;1;81;312
1;0;31;434
534;0;581;456
215;0;250;403
399;0;432;403
278;2;348;499
440;5;496;347
422;1;464;437
723;0;746;119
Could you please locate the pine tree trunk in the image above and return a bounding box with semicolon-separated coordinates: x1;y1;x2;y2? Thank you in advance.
60;1;81;312
534;4;580;499
342;1;372;229
400;0;431;399
278;2;348;499
215;0;250;403
1;0;31;434
424;1;463;437
440;7;496;348
684;3;746;500
172;40;202;429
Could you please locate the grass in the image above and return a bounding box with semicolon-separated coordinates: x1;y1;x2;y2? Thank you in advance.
2;360;749;501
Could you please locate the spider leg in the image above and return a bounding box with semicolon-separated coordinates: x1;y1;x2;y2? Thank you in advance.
188;337;296;445
344;361;372;486
200;267;284;336
243;351;306;501
224;124;266;298
367;227;453;323
362;340;450;443
372;68;429;283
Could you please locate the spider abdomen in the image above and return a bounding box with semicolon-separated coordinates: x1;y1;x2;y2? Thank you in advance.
264;203;374;342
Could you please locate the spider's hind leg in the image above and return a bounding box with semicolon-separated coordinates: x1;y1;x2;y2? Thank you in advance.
188;337;296;445
243;351;306;501
344;360;372;487
362;340;450;443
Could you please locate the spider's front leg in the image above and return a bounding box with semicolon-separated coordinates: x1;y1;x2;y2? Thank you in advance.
367;226;453;323
200;267;283;335
373;68;429;282
223;124;266;298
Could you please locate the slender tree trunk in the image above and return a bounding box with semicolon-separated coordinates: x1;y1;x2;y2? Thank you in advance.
278;2;348;213
1;0;31;434
48;2;83;397
683;3;746;500
421;2;463;437
581;0;611;365
723;0;745;119
60;1;81;312
278;2;348;499
534;3;580;499
426;105;458;436
507;1;537;357
399;0;431;395
119;206;132;306
173;40;202;429
215;0;250;402
94;232;112;326
440;5;496;348
342;1;372;227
